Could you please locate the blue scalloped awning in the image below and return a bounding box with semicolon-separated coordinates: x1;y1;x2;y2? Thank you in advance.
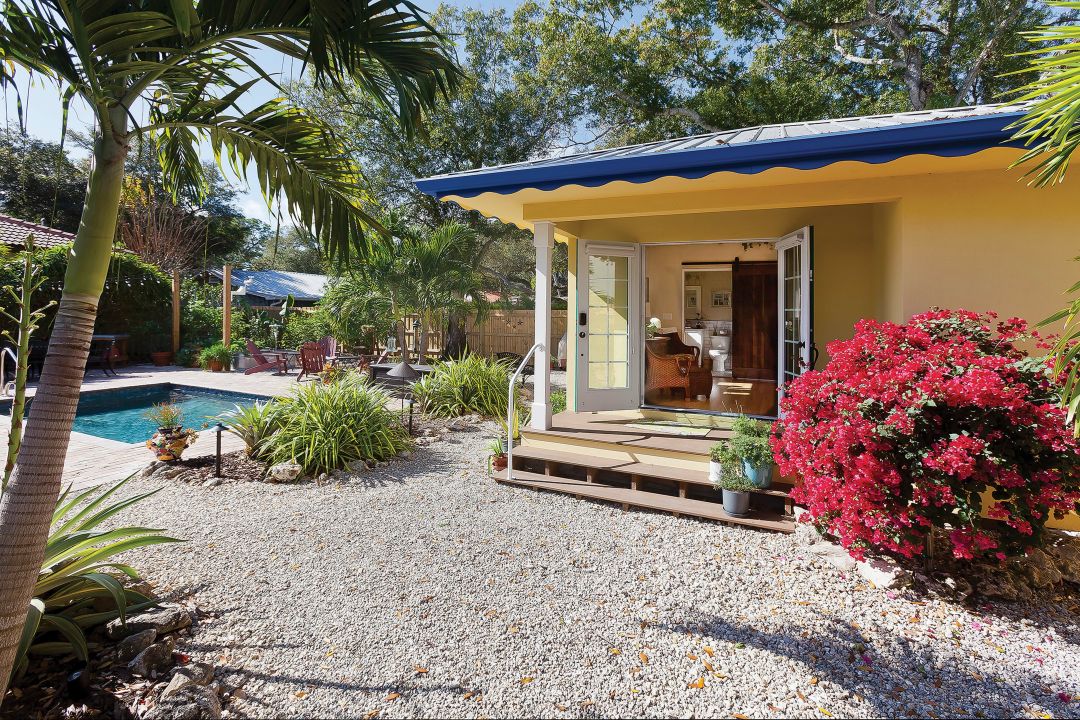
415;106;1029;200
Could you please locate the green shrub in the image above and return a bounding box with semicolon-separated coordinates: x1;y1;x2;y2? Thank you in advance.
221;401;280;459
710;415;776;489
550;388;567;415
412;354;512;418
13;477;181;682
265;375;411;474
197;342;232;369
281;308;334;349
175;346;199;367
0;247;170;356
716;475;758;493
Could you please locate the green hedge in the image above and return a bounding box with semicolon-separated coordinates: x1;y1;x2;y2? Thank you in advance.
0;246;171;359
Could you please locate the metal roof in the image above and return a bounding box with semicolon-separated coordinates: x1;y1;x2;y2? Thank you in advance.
0;214;75;250
415;104;1030;199
208;269;329;303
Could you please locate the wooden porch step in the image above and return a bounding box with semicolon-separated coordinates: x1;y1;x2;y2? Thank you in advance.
510;445;793;498
498;470;794;533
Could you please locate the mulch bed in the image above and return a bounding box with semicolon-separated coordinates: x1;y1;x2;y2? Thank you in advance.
174;450;267;483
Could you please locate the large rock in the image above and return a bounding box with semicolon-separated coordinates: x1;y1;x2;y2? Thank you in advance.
116;628;157;661
146;684;221;720
974;564;1034;602
1047;537;1080;584
160;663;215;700
857;555;911;589
129;638;175;677
807;542;857;573
108;605;192;640
1016;548;1063;589
266;462;302;483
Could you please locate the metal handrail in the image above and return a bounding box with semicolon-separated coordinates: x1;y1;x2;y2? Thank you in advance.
506;342;543;481
0;346;17;397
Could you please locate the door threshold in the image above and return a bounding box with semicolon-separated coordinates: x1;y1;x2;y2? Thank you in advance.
640;404;778;422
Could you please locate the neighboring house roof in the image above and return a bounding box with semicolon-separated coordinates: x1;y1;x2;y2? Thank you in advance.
207;269;329;303
415;103;1030;199
0;213;75;249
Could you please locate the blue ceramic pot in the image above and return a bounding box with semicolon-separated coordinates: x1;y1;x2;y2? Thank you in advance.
742;460;775;489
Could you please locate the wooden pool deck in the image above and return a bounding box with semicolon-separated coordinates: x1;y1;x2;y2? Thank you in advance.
0;365;299;491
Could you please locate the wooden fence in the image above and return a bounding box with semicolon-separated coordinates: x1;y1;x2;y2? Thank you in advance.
396;309;567;358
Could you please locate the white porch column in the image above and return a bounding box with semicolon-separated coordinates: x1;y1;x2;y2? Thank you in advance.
531;221;555;430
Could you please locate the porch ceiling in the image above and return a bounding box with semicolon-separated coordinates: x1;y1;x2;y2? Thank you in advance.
438;147;1026;234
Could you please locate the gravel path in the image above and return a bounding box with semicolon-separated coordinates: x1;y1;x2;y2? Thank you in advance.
115;424;1080;719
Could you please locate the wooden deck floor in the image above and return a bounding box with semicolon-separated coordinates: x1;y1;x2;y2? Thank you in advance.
530;410;731;455
644;377;777;416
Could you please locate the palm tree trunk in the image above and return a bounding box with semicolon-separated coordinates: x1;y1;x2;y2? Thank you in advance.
0;113;128;694
444;310;468;359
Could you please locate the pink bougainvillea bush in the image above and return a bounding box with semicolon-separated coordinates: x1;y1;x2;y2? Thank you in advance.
773;309;1080;562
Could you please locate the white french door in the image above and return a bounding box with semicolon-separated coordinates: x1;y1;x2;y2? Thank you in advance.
776;227;814;394
575;242;642;412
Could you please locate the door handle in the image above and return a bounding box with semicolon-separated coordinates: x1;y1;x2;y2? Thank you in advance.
578;312;587;326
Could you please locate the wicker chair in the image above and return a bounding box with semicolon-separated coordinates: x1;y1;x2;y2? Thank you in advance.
645;343;708;397
655;331;699;361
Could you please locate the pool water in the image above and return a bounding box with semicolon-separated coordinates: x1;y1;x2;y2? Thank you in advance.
13;384;268;444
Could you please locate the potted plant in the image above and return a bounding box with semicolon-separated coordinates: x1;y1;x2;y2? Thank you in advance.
730;415;776;489
150;349;173;366
198;342;232;372
489;438;508;472
144;402;198;462
717;474;756;517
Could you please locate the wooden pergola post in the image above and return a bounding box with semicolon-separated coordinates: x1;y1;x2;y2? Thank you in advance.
222;263;232;346
171;270;181;353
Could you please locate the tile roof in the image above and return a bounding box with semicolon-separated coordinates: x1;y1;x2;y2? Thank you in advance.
415;103;1030;199
208;269;329;303
0;213;75;250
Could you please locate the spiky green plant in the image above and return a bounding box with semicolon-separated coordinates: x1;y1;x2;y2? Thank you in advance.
11;476;181;683
412;354;514;418
221;400;281;460
1010;2;1080;187
1011;4;1080;432
265;375;411;474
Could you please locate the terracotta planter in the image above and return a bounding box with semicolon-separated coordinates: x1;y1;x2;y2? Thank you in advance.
150;351;172;366
491;453;508;472
207;359;225;372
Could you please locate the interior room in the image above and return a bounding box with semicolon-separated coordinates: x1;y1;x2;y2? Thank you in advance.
644;242;779;417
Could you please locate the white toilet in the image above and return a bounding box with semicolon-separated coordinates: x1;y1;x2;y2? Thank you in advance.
709;333;732;377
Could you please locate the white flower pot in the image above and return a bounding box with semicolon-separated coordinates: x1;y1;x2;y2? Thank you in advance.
709;460;723;484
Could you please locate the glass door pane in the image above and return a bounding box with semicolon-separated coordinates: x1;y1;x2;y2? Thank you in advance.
782;243;802;384
586;253;630;390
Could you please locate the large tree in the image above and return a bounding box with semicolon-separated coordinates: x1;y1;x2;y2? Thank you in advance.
0;0;457;695
515;0;1056;146
296;4;573;352
0;128;86;231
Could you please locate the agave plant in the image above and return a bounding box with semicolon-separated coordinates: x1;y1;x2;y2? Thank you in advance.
11;477;181;683
412;354;514;418
221;401;281;460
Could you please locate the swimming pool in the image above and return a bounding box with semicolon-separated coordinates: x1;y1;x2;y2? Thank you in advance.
7;384;270;444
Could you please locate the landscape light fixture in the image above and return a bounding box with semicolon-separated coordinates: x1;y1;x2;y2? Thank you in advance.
213;422;226;477
386;361;420;434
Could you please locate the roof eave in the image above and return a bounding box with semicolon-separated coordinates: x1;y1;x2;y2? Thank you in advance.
415;112;1027;200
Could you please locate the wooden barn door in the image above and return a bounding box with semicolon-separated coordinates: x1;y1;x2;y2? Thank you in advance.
731;261;778;380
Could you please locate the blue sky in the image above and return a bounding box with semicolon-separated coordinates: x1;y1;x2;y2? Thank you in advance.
1;0;519;225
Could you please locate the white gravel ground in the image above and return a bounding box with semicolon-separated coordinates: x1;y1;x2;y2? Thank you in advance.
116;423;1080;719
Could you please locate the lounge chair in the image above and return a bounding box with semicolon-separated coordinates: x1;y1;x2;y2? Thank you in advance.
297;342;326;381
244;340;288;376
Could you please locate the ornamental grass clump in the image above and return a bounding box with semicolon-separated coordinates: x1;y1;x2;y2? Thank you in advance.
265;375;411;474
774;309;1080;563
412;354;512;418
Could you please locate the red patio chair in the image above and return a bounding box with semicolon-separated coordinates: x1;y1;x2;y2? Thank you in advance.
297;342;326;381
243;340;288;376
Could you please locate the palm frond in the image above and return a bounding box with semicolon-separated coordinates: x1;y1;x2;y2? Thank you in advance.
1009;2;1080;186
